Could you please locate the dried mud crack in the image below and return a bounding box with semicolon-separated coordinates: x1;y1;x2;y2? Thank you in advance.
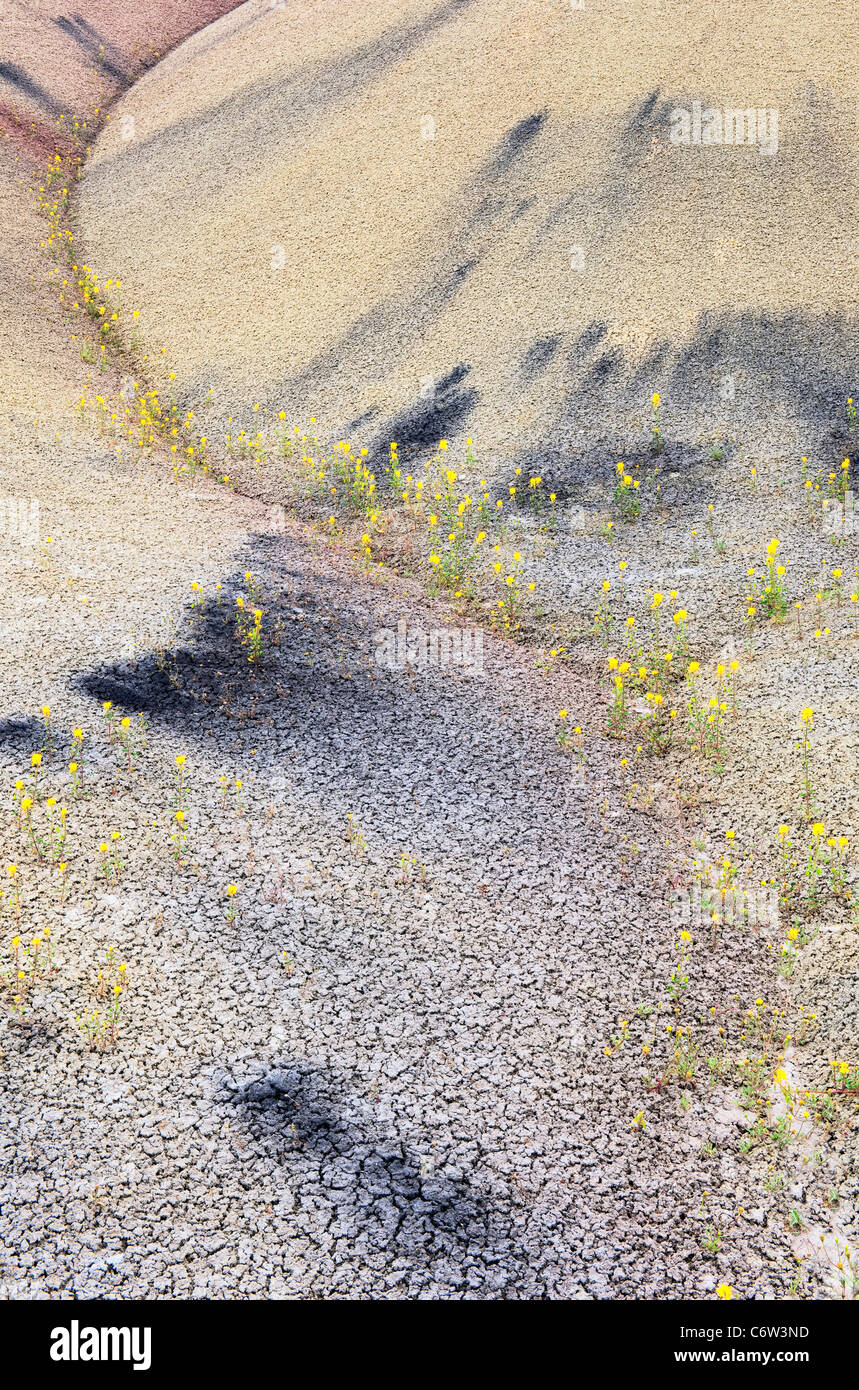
0;0;857;1304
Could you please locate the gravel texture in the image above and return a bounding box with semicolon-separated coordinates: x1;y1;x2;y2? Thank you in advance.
0;523;840;1301
0;0;857;1303
76;0;858;462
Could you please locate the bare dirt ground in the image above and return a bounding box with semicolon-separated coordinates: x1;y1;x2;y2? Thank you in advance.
0;0;857;1301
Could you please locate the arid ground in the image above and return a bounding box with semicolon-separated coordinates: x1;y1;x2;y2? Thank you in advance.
0;0;857;1301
